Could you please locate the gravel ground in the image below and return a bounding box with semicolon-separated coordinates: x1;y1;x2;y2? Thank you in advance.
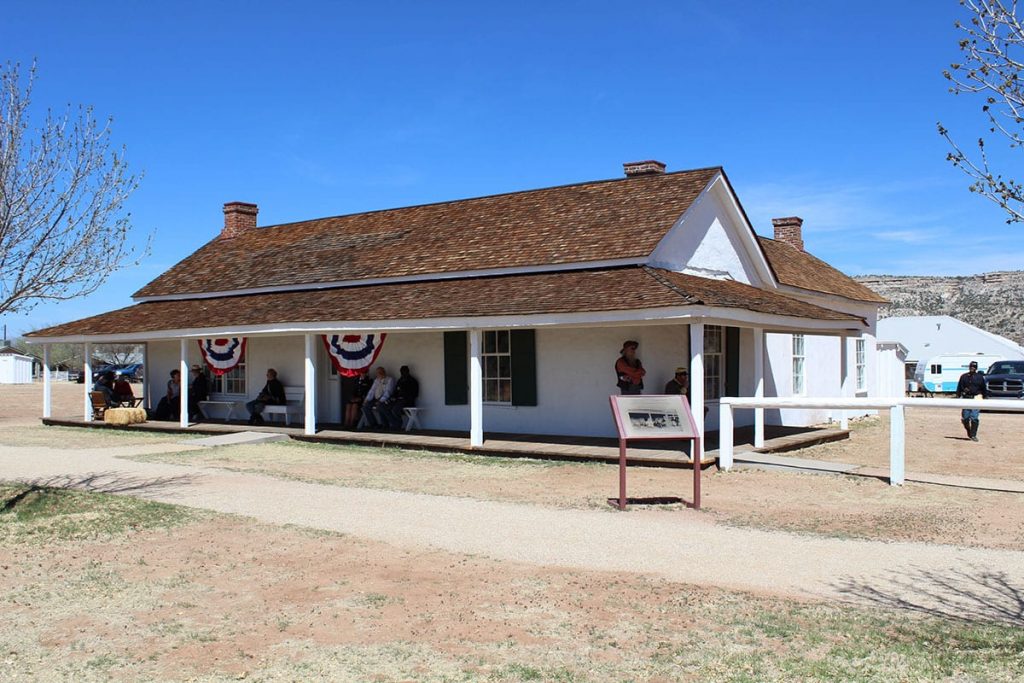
1;439;1022;624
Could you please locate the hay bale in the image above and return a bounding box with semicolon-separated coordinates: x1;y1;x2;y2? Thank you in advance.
104;407;147;425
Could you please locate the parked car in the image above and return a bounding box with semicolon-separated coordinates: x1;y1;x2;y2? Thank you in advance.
985;360;1024;399
90;363;144;383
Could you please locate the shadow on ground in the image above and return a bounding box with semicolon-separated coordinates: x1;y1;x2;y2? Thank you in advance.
836;565;1024;626
1;471;197;509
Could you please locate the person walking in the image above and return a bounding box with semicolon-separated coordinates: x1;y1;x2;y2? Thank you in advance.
955;360;988;442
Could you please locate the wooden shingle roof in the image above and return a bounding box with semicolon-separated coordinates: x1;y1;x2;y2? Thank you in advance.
29;267;862;339
135;168;721;298
758;236;887;304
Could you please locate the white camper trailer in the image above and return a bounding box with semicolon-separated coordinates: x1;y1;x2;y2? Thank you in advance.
915;352;1005;393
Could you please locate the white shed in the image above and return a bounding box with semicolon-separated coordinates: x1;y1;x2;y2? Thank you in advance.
0;351;34;384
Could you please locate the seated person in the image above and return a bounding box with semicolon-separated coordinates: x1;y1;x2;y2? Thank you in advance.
360;366;395;429
664;367;689;401
188;364;210;422
344;370;371;429
92;373;115;407
154;369;182;420
112;372;135;405
386;365;420;429
246;368;286;425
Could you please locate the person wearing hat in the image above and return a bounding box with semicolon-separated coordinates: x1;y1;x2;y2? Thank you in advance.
955;359;988;442
664;367;690;401
188;364;211;422
615;340;646;395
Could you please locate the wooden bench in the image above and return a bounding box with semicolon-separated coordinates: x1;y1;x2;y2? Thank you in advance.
262;386;304;426
198;400;240;422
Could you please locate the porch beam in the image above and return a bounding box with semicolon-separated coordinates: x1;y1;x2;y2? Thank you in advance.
179;339;189;429
83;343;92;421
469;328;483;447
752;327;764;448
304;333;317;435
689;322;704;461
42;344;52;419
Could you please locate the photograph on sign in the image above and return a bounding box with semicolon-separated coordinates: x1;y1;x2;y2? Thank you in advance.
612;395;695;440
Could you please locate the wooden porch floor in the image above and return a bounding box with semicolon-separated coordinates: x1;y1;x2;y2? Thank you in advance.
40;418;848;468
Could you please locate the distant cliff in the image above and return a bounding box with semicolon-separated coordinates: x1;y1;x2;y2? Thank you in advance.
853;271;1024;345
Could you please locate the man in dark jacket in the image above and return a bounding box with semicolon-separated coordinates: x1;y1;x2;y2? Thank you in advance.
955;360;988;442
387;365;420;429
247;368;286;425
188;364;211;422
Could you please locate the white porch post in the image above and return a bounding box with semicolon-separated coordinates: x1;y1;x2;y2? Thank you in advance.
839;334;850;430
142;342;151;411
83;343;93;421
469;328;483;447
179;339;189;429
304;333;317;435
689;322;704;459
42;344;52;419
752;327;765;448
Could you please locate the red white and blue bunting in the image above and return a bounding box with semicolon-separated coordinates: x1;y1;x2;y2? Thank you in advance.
197;337;247;376
322;334;387;377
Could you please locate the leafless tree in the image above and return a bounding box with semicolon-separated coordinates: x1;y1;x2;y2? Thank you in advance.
0;61;146;316
93;343;142;365
939;1;1024;223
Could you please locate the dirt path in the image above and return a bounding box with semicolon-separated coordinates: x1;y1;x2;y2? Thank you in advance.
1;441;1022;623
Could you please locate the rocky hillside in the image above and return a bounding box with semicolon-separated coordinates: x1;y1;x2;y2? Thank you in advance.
854;271;1024;345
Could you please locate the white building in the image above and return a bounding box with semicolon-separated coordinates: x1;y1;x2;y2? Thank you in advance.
878;315;1024;376
27;161;887;442
0;346;35;384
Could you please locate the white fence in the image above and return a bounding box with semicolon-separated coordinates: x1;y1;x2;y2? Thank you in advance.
719;397;1024;485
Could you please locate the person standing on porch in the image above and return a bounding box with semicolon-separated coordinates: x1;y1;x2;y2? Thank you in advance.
956;360;988;442
188;364;210;422
615;340;645;395
247;368;286;425
361;366;396;429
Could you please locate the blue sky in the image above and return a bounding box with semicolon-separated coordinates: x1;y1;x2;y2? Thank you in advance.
3;1;1019;337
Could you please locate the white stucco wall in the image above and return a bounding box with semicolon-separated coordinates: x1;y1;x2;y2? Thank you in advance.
0;354;33;384
647;180;764;285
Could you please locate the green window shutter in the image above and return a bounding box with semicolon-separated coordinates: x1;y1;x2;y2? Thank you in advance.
725;326;740;397
443;331;468;405
510;329;537;407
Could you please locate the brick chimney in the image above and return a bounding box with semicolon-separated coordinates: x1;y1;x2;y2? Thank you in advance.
623;160;667;177
221;202;258;239
771;216;804;251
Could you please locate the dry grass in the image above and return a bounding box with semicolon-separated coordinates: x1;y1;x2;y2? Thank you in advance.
1;484;1021;682
126;436;1024;551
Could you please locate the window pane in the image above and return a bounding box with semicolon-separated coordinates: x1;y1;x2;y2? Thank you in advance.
793;358;805;395
484;355;498;378
498;380;511;403
484;331;497;354
498;355;510;378
484;379;499;402
497;330;509;353
793;334;805;357
705;325;722;353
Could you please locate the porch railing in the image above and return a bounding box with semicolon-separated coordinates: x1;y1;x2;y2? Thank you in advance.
718;397;1024;486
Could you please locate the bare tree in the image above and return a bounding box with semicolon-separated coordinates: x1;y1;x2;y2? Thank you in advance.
93;343;142;365
0;61;145;316
939;0;1024;223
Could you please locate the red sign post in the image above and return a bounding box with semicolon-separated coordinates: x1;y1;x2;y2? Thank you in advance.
608;394;702;510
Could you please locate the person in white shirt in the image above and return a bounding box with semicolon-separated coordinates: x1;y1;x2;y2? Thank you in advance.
360;366;396;429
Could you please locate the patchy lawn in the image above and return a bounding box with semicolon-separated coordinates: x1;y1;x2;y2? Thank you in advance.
127;438;1024;551
0;484;1021;682
0;425;195;449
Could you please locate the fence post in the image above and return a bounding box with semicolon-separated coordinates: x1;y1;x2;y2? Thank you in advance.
889;404;905;486
718;402;733;470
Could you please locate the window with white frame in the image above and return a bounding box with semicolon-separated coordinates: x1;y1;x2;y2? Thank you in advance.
483;330;511;403
210;359;247;395
704;325;723;400
855;338;866;392
792;334;806;395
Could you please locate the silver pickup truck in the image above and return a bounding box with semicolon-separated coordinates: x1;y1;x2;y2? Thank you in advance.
985;360;1024;399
